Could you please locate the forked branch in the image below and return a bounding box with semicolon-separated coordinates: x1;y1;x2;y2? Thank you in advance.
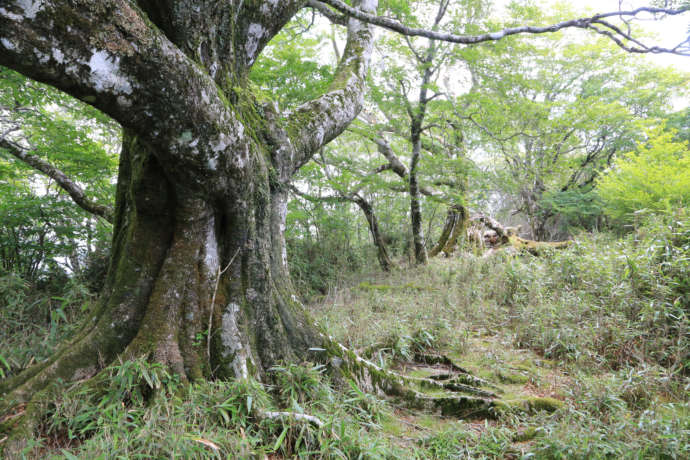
317;0;690;55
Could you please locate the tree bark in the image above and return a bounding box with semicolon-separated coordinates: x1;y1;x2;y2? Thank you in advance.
0;1;377;449
409;127;428;265
352;194;394;271
429;204;467;257
289;187;394;272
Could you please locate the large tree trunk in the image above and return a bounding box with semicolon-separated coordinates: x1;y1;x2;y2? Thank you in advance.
429;204;467;257
0;0;377;449
0;129;319;402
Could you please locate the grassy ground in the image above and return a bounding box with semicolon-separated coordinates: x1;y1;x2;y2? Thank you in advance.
314;251;688;459
2;216;688;458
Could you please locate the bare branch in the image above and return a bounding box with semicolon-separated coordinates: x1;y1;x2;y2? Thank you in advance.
306;0;348;25
288;184;350;203
0;136;113;223
320;0;690;55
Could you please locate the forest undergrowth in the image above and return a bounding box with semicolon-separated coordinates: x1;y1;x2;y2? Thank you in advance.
1;214;688;459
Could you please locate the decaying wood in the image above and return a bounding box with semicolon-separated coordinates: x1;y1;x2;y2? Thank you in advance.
470;214;572;255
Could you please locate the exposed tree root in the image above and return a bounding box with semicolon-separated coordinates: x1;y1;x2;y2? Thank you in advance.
321;335;565;420
413;352;469;374
361;345;498;391
259;410;325;428
323;336;501;415
0;385;52;457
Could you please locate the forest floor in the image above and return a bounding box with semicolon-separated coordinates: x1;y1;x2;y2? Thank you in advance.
2;226;689;458
309;247;689;459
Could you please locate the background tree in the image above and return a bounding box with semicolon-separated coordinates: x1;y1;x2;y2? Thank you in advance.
0;4;378;450
460;7;688;239
0;67;117;282
362;0;487;264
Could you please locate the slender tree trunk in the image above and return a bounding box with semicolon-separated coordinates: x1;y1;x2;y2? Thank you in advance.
409;129;428;265
353;195;394;271
290;188;394;272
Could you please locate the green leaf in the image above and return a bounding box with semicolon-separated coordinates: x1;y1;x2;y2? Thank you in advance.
273;426;289;452
60;450;81;460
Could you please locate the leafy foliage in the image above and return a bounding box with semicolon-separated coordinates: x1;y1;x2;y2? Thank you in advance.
0;67;116;282
462;11;688;238
2;1;690;458
250;15;335;111
597;127;690;223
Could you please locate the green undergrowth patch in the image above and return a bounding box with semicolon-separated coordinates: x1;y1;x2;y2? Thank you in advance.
3;215;689;457
357;281;432;292
0;274;94;381
16;359;415;459
310;214;689;458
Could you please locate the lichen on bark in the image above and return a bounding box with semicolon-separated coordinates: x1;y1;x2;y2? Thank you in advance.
0;2;383;451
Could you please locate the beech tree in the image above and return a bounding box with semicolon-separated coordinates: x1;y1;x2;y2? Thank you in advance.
462;27;688;239
1;0;688;453
0;2;380;450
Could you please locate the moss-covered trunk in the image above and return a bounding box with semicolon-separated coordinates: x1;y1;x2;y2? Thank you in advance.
0;0;377;452
429;204;467;257
1;130;318;401
0;133;173;403
409;131;428;265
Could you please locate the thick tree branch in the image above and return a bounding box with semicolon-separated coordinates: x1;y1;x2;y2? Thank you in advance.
286;0;378;173
306;0;348;26
0;136;113;223
320;0;690;55
0;0;248;183
237;0;310;68
134;0;306;74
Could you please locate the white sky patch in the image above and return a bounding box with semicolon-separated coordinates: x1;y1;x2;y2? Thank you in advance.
492;0;690;73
